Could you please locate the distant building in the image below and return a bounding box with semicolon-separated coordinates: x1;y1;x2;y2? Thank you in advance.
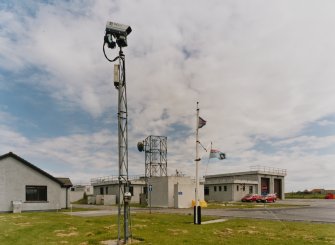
0;152;72;212
310;189;335;194
204;166;286;202
69;185;93;203
310;189;325;194
91;176;146;204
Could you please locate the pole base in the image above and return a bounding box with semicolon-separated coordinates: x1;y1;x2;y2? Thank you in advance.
193;206;201;224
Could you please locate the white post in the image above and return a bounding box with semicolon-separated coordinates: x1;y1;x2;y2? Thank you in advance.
195;102;200;224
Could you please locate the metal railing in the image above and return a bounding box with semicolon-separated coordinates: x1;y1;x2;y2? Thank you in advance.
91;175;144;185
250;165;287;175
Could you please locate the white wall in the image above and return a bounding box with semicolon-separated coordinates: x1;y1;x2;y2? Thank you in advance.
149;176;203;208
69;190;85;203
0;157;66;212
149;177;169;207
93;184;143;204
174;183;204;208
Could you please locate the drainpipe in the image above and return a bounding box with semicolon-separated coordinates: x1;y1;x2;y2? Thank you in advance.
66;187;69;209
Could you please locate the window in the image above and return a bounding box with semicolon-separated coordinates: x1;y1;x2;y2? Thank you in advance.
249;186;253;194
224;186;227;192
236;185;239;191
100;187;104;195
219;186;222;192
214;186;217;192
26;186;47;202
105;187;109;194
204;186;209;195
242;185;246;191
129;186;134;196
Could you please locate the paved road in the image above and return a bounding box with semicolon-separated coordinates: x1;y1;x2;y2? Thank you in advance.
151;199;335;224
72;199;335;223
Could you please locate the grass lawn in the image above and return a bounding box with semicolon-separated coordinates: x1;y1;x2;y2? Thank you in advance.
0;211;334;245
285;193;326;199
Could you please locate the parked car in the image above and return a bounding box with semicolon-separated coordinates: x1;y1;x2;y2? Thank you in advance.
241;194;262;202
325;193;335;199
258;193;277;203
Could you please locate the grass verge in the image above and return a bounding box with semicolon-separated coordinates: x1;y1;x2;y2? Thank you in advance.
0;212;334;244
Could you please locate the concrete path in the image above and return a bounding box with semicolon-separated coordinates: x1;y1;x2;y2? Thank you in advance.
69;200;335;223
201;218;228;224
65;210;118;217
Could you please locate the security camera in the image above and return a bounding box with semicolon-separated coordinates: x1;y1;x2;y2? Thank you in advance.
106;21;132;36
105;21;132;48
124;192;132;203
124;192;132;198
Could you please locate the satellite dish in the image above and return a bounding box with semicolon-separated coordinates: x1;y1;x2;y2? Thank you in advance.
137;142;144;152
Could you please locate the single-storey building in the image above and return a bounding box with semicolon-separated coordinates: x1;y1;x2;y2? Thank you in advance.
148;176;204;208
0;152;72;212
204;166;286;202
91;176;146;204
69;185;94;203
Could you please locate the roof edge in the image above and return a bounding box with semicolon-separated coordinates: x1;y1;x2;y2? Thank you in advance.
0;152;69;187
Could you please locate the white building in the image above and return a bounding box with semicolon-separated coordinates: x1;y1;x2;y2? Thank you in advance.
148;176;204;208
0;152;72;212
91;176;146;204
69;185;93;203
204;166;286;202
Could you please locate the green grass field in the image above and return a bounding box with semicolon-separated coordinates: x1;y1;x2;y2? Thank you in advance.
285;193;326;199
0;211;334;245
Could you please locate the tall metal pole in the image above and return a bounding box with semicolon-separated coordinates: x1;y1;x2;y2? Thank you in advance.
103;21;132;244
116;48;131;244
195;102;200;224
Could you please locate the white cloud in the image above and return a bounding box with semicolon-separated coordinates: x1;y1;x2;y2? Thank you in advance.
1;1;335;190
318;120;335;127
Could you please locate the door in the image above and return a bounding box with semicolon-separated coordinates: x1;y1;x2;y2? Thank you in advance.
274;179;282;199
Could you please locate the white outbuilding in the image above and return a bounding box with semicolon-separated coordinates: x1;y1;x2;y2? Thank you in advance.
0;152;72;212
148;176;204;208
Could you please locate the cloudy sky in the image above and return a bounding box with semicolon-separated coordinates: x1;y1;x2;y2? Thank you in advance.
1;0;335;191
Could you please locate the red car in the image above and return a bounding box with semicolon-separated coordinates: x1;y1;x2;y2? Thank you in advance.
258;194;277;203
325;193;335;199
241;194;262;202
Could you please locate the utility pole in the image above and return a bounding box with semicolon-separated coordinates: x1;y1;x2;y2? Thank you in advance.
103;21;132;244
194;102;201;224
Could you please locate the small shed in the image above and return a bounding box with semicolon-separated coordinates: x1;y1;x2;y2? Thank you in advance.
148;176;204;208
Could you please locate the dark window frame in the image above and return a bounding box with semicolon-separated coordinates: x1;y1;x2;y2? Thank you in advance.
129;186;134;196
214;186;217;192
26;185;47;202
224;185;227;192
204;186;209;195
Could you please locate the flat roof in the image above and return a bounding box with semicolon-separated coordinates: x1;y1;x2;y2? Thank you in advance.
204;170;286;179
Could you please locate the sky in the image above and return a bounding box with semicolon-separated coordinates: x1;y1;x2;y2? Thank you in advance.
1;0;335;192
